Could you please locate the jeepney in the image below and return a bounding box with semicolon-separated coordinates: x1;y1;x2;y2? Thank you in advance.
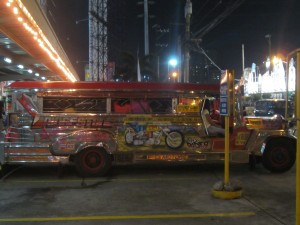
0;81;296;177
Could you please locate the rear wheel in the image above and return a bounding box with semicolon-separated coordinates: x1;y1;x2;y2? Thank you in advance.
75;148;111;177
262;139;295;173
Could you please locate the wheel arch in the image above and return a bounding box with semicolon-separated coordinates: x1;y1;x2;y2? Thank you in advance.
70;145;113;163
51;129;117;156
75;142;115;155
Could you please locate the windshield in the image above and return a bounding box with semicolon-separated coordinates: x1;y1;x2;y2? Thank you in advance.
255;100;293;117
256;101;286;110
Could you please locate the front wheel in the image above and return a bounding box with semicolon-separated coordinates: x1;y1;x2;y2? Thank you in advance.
262;139;295;173
165;131;184;150
75;148;112;177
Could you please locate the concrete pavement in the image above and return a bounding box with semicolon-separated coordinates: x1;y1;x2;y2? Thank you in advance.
0;163;296;224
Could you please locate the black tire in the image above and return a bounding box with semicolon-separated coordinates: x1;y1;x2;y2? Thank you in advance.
249;155;261;171
262;139;295;173
249;154;256;170
75;148;112;177
165;131;184;150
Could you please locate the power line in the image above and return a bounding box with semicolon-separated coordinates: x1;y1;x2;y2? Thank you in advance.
193;0;246;38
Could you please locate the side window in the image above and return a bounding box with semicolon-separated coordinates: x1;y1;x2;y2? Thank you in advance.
177;98;201;113
112;99;131;113
112;98;172;114
149;99;172;114
43;98;106;113
131;99;152;114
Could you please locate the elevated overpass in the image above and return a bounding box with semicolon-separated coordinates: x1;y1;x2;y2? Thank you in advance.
0;0;80;82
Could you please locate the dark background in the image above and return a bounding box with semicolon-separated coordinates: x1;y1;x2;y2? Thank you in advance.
48;0;300;81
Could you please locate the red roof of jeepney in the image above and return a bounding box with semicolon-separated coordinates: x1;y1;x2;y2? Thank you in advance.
6;81;220;93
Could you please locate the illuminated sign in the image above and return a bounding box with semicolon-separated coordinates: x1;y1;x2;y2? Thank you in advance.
220;70;228;116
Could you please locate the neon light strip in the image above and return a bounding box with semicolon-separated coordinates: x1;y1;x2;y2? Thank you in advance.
5;0;77;82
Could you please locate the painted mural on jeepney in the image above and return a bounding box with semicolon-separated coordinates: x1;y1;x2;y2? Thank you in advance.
117;114;205;151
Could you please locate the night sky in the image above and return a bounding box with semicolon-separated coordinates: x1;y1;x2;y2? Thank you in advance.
50;0;300;81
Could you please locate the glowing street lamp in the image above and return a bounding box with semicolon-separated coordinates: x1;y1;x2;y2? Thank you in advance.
172;71;178;83
168;58;178;82
169;59;178;67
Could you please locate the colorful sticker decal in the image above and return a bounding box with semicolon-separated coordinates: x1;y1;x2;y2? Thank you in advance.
186;137;210;150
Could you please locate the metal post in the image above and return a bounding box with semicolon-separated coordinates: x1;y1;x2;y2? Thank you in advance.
265;34;272;74
178;36;182;82
144;0;149;55
285;57;289;118
184;0;192;83
242;44;245;73
157;55;160;80
224;71;233;185
224;115;230;184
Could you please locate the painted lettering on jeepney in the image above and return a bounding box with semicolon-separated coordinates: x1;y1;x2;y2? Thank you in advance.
32;115;115;128
147;154;188;160
235;132;250;145
186;138;210;149
58;117;78;126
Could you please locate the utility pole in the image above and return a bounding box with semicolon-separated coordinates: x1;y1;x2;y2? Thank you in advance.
144;0;149;55
265;34;272;60
265;34;272;74
184;0;192;83
138;0;155;56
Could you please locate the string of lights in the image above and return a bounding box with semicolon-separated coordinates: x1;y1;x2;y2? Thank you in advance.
5;0;77;82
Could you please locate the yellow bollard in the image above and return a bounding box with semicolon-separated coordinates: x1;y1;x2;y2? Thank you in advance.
212;70;242;200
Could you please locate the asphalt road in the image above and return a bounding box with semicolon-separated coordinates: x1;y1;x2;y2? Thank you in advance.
0;162;296;225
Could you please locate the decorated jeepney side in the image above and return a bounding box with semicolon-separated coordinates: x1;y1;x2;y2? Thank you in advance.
0;81;297;177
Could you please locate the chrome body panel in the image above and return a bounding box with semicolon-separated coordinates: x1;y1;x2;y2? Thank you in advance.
246;129;296;156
